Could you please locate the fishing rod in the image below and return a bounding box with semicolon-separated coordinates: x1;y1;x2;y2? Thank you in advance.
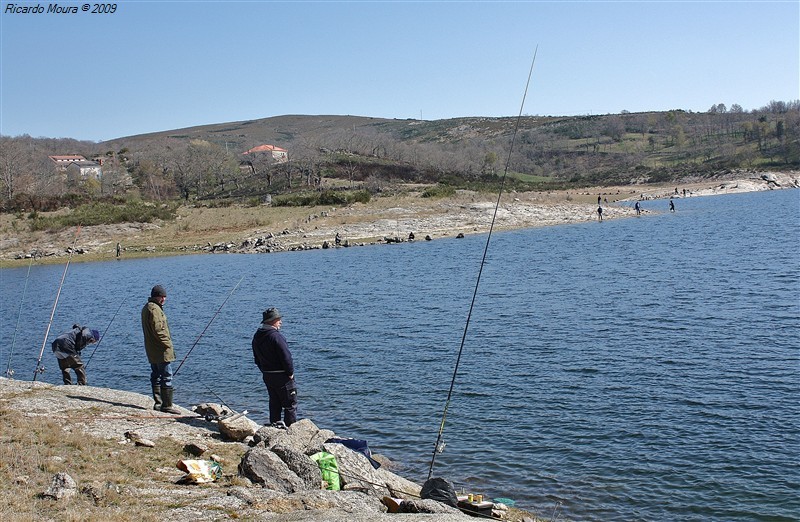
173;275;245;376
32;225;81;381
428;47;538;480
6;253;36;378
84;297;127;368
205;387;237;414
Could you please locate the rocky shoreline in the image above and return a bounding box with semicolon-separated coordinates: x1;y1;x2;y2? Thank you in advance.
1;170;797;265
0;378;535;521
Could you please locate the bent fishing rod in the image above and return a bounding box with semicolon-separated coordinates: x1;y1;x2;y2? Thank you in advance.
33;225;82;381
428;47;538;480
173;275;245;376
6;254;36;378
84;297;127;368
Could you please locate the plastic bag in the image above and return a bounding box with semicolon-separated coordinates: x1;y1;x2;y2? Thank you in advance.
176;459;222;484
310;451;340;491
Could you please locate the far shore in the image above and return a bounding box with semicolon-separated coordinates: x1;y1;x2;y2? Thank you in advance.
0;171;796;269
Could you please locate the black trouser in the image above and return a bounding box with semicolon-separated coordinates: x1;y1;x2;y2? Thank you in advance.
261;373;297;426
58;355;87;385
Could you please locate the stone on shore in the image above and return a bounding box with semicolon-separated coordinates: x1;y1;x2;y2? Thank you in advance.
42;472;77;500
218;413;260;441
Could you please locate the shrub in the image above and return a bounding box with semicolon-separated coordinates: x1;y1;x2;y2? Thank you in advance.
29;201;177;231
272;190;370;207
421;185;456;198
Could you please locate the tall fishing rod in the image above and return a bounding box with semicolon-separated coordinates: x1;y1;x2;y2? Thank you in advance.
84;297;127;368
428;47;538;480
173;275;245;376
32;225;82;381
6;254;36;378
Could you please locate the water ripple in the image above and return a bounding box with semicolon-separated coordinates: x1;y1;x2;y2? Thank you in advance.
1;189;798;521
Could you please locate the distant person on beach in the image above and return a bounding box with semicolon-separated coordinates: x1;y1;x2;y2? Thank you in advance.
335;233;341;246
141;284;180;414
669;200;675;212
598;195;602;205
408;232;415;241
252;307;297;428
634;201;641;215
597;206;603;221
51;325;100;385
116;242;121;258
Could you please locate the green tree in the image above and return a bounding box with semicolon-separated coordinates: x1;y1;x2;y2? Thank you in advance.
482;152;498;175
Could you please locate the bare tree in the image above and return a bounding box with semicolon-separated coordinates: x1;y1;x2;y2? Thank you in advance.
0;136;24;203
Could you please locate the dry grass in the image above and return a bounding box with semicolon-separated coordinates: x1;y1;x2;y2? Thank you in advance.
0;381;556;522
0;403;247;521
0;175;766;268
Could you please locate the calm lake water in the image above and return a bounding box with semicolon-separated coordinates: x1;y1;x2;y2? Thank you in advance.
1;189;798;521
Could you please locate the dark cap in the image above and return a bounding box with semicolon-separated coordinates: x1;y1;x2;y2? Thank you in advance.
151;285;167;298
262;307;281;324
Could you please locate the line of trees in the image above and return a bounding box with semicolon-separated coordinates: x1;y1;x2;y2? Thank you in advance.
1;100;798;212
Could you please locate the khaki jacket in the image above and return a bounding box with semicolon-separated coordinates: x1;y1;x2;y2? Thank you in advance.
141;299;175;364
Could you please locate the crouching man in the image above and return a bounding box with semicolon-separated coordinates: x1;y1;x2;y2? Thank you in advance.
52;324;100;385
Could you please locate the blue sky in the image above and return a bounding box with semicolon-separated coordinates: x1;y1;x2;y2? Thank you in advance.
1;1;798;142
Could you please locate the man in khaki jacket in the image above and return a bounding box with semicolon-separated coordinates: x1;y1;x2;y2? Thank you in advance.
141;285;180;414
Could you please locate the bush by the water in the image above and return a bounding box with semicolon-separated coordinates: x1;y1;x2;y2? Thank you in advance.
421;185;456;198
29;201;177;231
272;190;370;207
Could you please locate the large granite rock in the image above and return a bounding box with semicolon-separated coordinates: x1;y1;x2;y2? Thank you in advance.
238;446;307;493
272;444;324;490
322;441;385;497
253;418;335;455
219;413;260;442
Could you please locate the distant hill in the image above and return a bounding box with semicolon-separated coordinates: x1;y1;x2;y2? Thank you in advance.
105;106;799;187
2;103;798;209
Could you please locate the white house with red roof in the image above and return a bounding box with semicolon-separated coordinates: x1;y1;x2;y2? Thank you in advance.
49;155;103;180
243;144;288;163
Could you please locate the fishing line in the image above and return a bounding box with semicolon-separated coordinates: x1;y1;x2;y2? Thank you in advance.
84;297;127;368
428;47;538;480
174;275;245;376
32;225;81;381
206;388;232;409
5;254;35;378
296;461;500;520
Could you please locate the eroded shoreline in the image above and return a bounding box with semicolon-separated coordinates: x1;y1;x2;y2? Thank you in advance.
1;171;796;267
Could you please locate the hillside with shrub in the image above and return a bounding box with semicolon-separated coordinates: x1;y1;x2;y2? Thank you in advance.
1;101;798;215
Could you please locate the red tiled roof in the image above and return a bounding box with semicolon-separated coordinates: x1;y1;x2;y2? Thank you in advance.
49;155;86;162
243;144;287;154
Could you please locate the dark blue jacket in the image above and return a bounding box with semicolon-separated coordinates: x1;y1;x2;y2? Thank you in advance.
252;324;293;376
52;325;94;358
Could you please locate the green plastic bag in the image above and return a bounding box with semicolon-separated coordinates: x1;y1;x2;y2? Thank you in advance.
310;451;340;491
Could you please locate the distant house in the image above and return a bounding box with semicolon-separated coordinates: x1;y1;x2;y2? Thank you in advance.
243;144;288;164
49;155;103;181
66;161;103;181
49;155;86;169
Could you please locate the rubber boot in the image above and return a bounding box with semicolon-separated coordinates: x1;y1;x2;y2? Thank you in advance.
151;385;162;410
160;386;181;415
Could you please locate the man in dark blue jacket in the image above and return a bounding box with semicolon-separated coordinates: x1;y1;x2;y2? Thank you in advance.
52;325;100;385
252;307;297;427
